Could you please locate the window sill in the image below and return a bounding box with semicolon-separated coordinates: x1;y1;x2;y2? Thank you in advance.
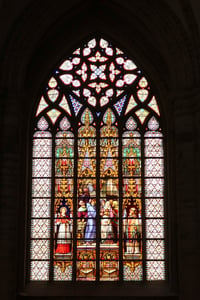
18;281;178;298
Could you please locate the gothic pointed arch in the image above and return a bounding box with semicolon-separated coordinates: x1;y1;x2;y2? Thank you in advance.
29;37;165;282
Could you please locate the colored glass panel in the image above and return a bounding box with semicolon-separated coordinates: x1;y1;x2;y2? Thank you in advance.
114;95;127;115
77;179;96;198
123;178;142;198
55;131;74;178
78;159;96;177
78;138;96;157
55;158;74;177
54;264;73;281
100;261;119;281
122;130;141;180
76;109;97;280
100;197;119;245
100;159;118;177
100;109;119;280
56;131;74;139
123;261;143;281
54;213;73;255
125;117;138;131
102;108;116;125
100;178;119;198
55;178;73;198
123;158;141;177
76;261;96;281
100;138;118;157
123;213;142;259
122;137;141;157
54;124;74;277
69;95;82;116
55;140;74;158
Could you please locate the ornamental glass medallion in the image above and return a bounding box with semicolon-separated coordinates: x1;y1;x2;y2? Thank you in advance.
30;37;165;282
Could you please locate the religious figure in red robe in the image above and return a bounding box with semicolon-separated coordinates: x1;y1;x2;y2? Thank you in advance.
55;206;72;254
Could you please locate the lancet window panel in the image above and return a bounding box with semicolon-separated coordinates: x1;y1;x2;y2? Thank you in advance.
29;37;166;282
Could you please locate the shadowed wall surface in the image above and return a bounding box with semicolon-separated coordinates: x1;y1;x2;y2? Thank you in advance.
0;1;200;299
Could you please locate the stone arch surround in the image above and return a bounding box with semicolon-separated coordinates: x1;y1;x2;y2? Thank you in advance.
0;1;200;299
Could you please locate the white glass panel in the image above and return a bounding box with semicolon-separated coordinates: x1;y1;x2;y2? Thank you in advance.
33;131;52;138
135;109;149;124
146;219;164;239
145;159;164;177
31;198;51;218
48;77;57;88
146;261;165;281
148;96;160;116
145;138;163;157
47;89;59;102
145;199;164;218
32;159;51;177
31;219;50;239
59;96;71;116
147;116;159;130
36;96;49;117
33;138;52;158
146;240;165;260
31;240;50;260
47;109;61;124
30;261;49;281
32;178;51;197
145;178;164;197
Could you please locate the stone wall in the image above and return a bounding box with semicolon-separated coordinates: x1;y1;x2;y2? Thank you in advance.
0;1;200;299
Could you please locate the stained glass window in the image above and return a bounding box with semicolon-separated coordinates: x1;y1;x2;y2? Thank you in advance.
29;38;166;282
